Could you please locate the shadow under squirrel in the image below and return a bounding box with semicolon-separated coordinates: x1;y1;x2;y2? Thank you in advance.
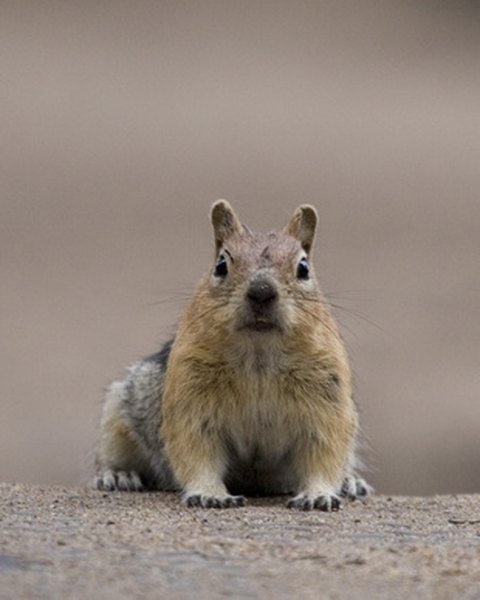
95;201;371;510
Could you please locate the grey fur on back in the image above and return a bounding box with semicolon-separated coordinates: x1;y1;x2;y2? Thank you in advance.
100;338;178;490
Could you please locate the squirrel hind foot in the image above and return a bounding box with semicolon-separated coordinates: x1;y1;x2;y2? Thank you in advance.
94;469;144;492
339;476;373;501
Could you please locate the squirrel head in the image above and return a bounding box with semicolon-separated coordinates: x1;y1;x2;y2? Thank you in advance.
206;200;321;335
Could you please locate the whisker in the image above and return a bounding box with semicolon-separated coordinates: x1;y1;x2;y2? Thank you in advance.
294;294;382;333
146;298;191;308
327;303;383;332
144;284;196;308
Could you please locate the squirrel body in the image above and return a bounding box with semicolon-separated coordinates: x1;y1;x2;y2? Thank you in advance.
95;201;370;510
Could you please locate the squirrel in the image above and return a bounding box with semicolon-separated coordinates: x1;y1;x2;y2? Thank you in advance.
94;200;371;511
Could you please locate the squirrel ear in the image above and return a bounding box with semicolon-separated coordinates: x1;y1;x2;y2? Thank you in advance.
210;200;242;250
285;205;318;254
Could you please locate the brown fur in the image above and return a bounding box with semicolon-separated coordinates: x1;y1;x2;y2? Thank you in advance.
95;201;370;510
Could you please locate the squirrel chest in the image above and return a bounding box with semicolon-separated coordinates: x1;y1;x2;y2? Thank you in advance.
165;335;346;496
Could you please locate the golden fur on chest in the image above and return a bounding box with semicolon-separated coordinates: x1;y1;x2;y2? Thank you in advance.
162;320;357;496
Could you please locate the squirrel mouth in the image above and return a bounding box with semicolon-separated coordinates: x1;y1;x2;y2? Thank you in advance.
240;318;280;333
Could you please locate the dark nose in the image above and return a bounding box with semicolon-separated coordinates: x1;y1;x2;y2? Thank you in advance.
247;279;278;310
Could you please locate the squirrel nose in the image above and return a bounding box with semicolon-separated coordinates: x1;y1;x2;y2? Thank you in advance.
247;279;278;309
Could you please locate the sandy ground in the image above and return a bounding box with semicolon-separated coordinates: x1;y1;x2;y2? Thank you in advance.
1;484;479;599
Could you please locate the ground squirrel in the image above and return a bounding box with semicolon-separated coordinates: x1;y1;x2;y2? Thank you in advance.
95;201;371;510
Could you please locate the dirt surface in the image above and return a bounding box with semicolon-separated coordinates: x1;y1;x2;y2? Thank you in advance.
1;484;479;599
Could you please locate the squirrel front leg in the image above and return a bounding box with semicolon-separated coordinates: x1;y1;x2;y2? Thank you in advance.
161;384;245;508
288;409;357;512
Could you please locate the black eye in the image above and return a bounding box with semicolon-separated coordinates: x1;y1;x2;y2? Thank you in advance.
296;257;309;280
214;254;228;277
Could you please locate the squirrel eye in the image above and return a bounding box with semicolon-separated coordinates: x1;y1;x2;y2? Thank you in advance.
296;257;309;280
214;254;228;278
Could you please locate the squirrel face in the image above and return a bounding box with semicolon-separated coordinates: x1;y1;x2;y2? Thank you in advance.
206;201;322;336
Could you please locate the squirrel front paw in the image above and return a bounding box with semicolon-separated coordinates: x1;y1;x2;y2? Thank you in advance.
183;492;246;509
287;493;341;512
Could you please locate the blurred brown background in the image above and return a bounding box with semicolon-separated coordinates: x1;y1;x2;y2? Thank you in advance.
1;1;479;495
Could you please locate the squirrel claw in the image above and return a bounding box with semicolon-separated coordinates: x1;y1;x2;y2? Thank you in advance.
184;493;246;509
287;493;341;512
